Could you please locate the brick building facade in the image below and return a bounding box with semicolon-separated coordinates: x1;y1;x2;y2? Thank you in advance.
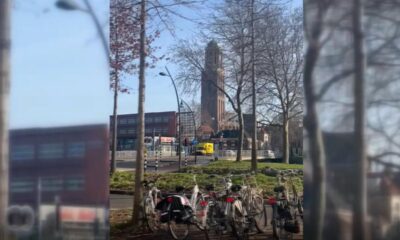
110;111;177;150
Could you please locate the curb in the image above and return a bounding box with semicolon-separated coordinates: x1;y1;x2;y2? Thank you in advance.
110;189;134;195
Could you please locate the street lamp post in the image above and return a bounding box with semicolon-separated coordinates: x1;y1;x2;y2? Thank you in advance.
55;0;110;61
180;99;197;164
159;67;182;171
55;0;116;174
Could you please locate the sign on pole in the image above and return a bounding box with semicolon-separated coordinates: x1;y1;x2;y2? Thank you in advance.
6;205;35;234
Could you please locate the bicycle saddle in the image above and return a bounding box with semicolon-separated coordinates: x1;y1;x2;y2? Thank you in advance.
230;185;242;192
175;185;185;193
273;185;286;193
142;180;150;187
205;184;214;191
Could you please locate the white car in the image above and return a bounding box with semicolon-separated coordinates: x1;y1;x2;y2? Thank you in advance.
266;150;276;159
225;150;236;156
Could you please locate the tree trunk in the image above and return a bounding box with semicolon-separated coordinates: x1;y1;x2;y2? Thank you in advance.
250;0;257;172
0;0;11;239
303;106;326;240
352;0;367;239
110;78;118;175
133;0;146;227
110;26;120;175
236;111;244;162
0;0;10;239
282;115;289;164
303;2;326;239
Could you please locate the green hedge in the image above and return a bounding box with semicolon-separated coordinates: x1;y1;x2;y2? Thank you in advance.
183;160;302;174
110;171;303;197
290;156;303;164
110;161;303;197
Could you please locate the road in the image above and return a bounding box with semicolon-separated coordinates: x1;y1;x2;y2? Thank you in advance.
120;230;303;240
112;222;303;240
110;194;133;209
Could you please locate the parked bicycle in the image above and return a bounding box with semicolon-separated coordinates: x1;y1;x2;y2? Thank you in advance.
226;173;268;240
203;174;267;240
142;176;163;232
268;170;302;240
153;175;208;240
203;175;234;239
240;174;268;233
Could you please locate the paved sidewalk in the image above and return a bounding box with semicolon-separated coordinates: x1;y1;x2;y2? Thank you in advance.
113;227;303;240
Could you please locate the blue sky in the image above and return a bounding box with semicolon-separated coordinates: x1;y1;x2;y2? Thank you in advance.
10;0;302;129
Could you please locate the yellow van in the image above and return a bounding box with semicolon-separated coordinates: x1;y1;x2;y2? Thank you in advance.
195;142;214;155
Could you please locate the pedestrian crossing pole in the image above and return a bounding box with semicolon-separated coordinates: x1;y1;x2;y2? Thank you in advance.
184;147;188;168
155;146;159;172
144;151;147;172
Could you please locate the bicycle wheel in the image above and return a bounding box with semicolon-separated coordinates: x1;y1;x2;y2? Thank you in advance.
271;205;280;240
297;198;303;220
230;200;248;240
144;197;159;232
195;195;209;231
168;219;191;240
252;195;268;233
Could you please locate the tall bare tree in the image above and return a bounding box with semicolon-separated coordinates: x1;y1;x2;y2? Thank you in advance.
110;0;140;174
130;0;202;227
257;7;303;164
132;0;147;227
174;0;263;162
352;0;367;238
302;0;334;239
250;0;257;171
0;0;10;239
303;0;400;238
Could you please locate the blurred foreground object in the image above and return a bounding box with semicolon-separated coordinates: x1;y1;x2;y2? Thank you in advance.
0;0;11;239
8;125;109;239
55;0;109;60
304;0;400;239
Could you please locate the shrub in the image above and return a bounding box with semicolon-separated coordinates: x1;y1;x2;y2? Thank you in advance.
110;161;304;197
290;156;303;164
183;160;302;175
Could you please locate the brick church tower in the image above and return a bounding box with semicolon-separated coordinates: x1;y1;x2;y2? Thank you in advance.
201;40;225;133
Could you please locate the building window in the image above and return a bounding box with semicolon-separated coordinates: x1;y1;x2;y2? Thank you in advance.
42;177;63;192
67;142;85;158
154;117;162;123
65;176;85;191
87;140;104;149
118;139;135;150
127;128;136;134
127;118;136;124
119;118;128;125
154;127;161;135
145;117;153;123
38;143;64;160
119;129;127;135
162;128;168;134
11;145;34;161
163;116;170;123
10;178;34;193
145;128;152;134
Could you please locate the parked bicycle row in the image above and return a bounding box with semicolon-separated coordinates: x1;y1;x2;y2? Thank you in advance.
141;170;303;240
